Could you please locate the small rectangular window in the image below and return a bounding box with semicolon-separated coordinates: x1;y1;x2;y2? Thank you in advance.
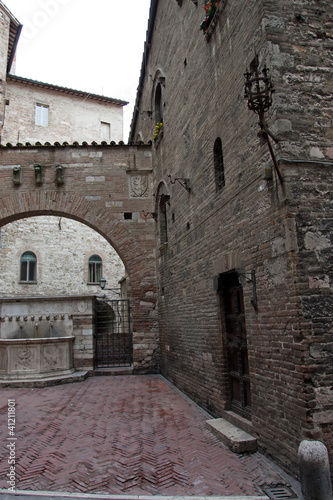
101;121;111;141
35;104;49;126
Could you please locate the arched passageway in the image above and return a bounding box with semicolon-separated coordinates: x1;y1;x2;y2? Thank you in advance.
0;144;158;372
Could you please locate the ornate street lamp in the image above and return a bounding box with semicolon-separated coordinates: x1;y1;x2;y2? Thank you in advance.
244;56;283;184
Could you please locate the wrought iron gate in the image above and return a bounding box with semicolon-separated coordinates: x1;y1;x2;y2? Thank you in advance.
94;298;132;368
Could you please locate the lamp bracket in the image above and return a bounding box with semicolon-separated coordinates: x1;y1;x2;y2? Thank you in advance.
168;175;191;192
244;57;283;185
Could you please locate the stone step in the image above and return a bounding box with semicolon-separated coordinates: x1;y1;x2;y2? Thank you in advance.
206;417;258;454
0;371;89;389
93;366;133;376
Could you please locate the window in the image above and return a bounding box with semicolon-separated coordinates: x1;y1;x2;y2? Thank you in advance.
88;255;102;283
35;104;49;126
101;121;111;141
20;251;37;282
214;137;225;192
159;194;169;245
155;82;163;125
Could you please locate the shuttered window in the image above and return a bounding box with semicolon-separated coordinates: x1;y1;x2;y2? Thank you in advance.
35;104;49;126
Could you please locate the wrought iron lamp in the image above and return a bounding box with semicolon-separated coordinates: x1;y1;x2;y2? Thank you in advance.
244;56;283;184
99;278;120;295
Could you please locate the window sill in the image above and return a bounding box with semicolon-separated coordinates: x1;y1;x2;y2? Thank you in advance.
19;281;37;284
87;282;100;285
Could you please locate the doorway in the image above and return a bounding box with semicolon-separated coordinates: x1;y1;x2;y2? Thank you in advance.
220;272;251;419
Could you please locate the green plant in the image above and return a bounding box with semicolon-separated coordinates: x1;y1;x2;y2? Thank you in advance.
199;0;219;31
153;122;163;142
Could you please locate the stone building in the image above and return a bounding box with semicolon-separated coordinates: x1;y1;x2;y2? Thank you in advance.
0;1;127;146
0;2;134;375
129;0;333;474
0;216;125;298
2;75;127;145
0;0;332;479
0;0;127;300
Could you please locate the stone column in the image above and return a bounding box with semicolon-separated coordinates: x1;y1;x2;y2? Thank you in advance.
298;440;332;500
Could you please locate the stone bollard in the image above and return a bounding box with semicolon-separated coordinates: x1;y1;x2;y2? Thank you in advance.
298;440;332;500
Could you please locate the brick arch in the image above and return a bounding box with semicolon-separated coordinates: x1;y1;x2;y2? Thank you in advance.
0;190;158;370
0;191;147;286
0;190;157;325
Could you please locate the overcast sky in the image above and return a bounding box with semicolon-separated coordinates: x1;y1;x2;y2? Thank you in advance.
3;0;151;139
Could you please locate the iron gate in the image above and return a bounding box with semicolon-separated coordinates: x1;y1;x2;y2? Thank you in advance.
94;298;132;368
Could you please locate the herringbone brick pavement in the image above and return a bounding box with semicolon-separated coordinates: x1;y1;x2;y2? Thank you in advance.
0;375;297;496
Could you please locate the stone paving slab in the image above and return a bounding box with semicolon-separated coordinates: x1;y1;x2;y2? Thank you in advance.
0;375;300;497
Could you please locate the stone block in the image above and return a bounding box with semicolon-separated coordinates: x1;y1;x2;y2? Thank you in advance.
206;418;258;454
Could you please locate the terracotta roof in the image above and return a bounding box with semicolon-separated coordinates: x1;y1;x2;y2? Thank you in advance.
0;0;22;73
0;140;151;148
7;75;129;106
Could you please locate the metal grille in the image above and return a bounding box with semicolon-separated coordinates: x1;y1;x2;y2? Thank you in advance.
262;485;298;500
94;299;132;368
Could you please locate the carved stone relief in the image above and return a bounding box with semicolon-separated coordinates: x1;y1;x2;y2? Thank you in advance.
129;173;150;198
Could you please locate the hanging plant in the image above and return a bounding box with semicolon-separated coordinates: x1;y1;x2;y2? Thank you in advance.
153;122;163;142
199;0;220;31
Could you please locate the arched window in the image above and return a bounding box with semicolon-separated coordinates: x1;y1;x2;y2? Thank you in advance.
20;251;37;282
214;137;225;192
88;255;102;283
159;194;169;245
155;82;163;125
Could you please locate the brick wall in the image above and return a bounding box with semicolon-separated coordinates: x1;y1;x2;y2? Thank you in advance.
131;0;333;473
0;144;159;373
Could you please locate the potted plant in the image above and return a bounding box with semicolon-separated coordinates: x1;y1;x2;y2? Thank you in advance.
153;122;163;142
199;0;220;31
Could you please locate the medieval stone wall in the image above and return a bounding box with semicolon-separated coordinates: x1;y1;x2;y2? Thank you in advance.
132;0;333;472
0;216;125;298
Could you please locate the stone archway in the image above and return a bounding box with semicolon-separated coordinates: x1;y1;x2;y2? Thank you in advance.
0;143;157;372
0;191;158;372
